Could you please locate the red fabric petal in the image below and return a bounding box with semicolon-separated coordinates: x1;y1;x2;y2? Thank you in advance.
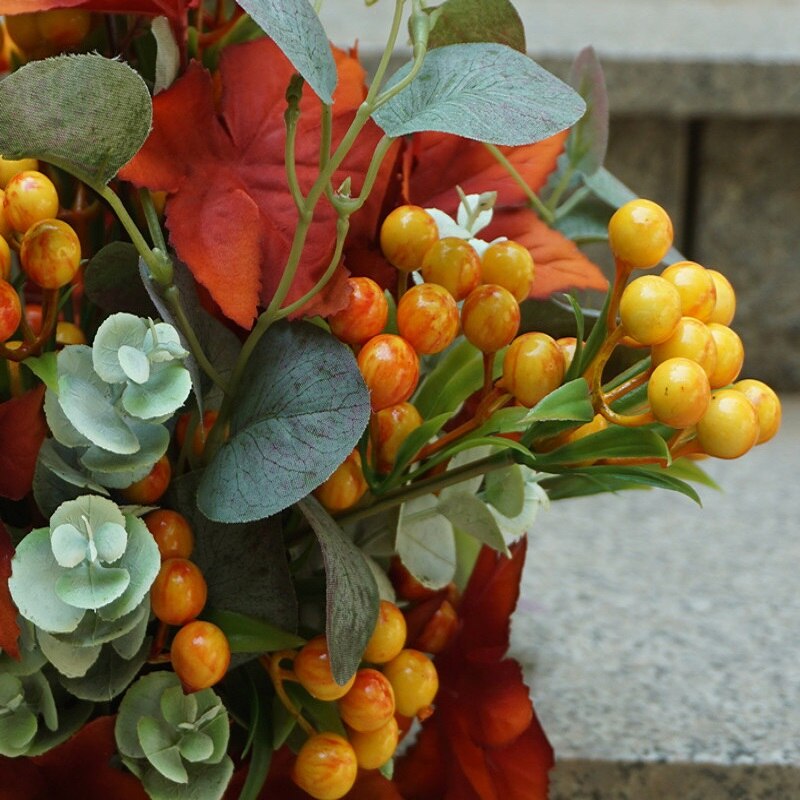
0;522;20;659
0;385;47;501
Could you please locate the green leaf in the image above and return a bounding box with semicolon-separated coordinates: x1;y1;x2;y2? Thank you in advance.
22;352;58;393
85;243;157;316
396;494;456;589
521;378;594;424
92;313;149;384
660;457;721;490
0;54;152;189
139;716;187;783
564;47;609;177
236;677;272;800
373;43;586;146
484;464;526;517
37;631;101;678
179;731;214;764
438;492;509;555
426;0;526;52
284;682;346;737
121;362;192;421
382;412;452;485
203;609;305;654
140;759;234;800
237;0;337;103
413;339;480;417
198;321;370;523
554;195;612;243
536;425;670;467
297;496;379;686
171;473;298;639
54;562;130;610
55;596;148;648
80;420;169;476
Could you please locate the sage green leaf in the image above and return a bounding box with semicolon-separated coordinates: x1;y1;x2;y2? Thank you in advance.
489;476;549;542
85;242;157;316
297;496;379;686
373;43;586;146
93;521;128;563
152;15;180;94
81;420;169;475
161;685;197;727
554;195;612;243
92;313;148;384
36;630;101;679
202;609;305;654
0;54;152;189
44;388;92;449
50;523;88;568
24;670;58;732
413;339;480;417
484;464;526;517
55;599;146;647
0;701;37;757
564;46;609;177
426;0;526;52
0;672;24;705
98;515;160;621
140;759;234;800
121;362;192;420
139;716;187;783
51;494;126;532
58;635;149;701
110;599;150;659
0;620;47;677
118;345;151;385
198;321;370;523
55;562;130;610
116;672;178;759
9;528;85;634
396;495;456;589
179;731;214;763
237;0;337;103
438;492;509;556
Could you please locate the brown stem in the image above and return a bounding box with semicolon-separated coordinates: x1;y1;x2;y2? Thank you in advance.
261;652;315;736
0;288;59;361
482;351;495;398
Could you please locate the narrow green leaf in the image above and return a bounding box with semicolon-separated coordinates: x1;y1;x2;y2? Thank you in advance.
202;609;305;654
198;321;370;523
535;426;669;467
284;683;346;737
237;677;272;800
22;353;57;393
382;412;452;486
565;46;609;177
237;0;337;102
297;496;379;685
413;339;480;417
373;43;586;146
0;55;152;188
426;0;526;52
521;378;594;424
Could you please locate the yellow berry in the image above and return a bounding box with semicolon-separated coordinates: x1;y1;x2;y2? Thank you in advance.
363;600;407;664
733;379;781;444
480;239;534;301
706;323;744;389
660;261;716;321
618;275;682;345
380;205;439;272
608;199;673;269
647;357;711;429
696;389;759;459
650;317;717;379
501;332;565;408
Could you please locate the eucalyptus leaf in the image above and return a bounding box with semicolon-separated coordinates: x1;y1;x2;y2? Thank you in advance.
297;496;379;685
139;716;187;783
425;0;526;52
237;0;337;103
44;391;93;449
54;562;130;611
198;321;370;523
116;672;178;760
140;759;234;800
373;43;586;146
36;630;101;679
396;494;456;589
0;54;152;189
121;362;192;420
80;421;169;475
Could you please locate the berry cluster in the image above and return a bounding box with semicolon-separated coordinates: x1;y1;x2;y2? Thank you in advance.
0;161;85;353
267;599;438;799
588;199;781;460
2;10;92;61
144;508;232;693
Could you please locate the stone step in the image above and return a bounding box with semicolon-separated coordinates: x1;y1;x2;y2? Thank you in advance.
510;396;800;798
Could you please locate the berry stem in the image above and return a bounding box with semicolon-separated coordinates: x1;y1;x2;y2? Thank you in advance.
0;287;59;361
482;351;496;397
483;142;554;224
261;652;316;737
607;255;633;334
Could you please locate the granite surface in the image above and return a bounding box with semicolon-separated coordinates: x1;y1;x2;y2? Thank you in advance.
511;397;800;794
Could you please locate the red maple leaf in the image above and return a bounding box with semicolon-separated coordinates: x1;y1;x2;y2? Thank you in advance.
0;385;47;501
120;39;397;329
0;716;147;800
393;539;554;800
0;522;20;660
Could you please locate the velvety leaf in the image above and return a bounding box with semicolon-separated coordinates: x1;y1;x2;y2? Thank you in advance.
198;321;369;523
298;496;380;685
121;39;394;327
140;758;234;800
0;385;47;501
564;46;609;177
0;522;20;659
373;43;585;146
152;15;180;93
85;242;158;316
0;54;152;189
237;0;337;102
172;472;298;636
481;206;608;297
426;0;526;52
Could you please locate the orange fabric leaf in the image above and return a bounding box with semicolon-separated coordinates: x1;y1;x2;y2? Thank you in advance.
120;39;398;328
0;1;194;17
0;522;20;660
0;716;147;800
0;385;47;501
482;207;608;298
394;539;554;800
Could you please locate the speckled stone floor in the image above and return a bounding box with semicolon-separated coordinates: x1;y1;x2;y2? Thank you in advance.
511;396;800;798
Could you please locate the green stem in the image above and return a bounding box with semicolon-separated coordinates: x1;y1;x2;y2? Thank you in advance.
545;163;576;213
139;188;167;251
284;85;305;211
483;143;554;224
365;0;408;106
334;452;515;528
320;103;334;202
554;184;591;220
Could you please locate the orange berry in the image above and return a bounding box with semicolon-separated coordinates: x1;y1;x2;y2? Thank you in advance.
363;600;407;664
338;668;395;732
0;157;39;190
371;402;423;473
175;410;221;458
347;717;399;770
389;557;437;602
0;279;22;342
608;199;673;269
480;239;535;301
292;733;358;800
171;620;230;692
460;283;520;353
382;649;439;719
380;205;439;272
36;9;92;49
3;170;59;233
314;450;367;512
556;336;578;370
420;237;482;300
733;379;781;444
696;389;759;459
328;277;388;345
647;357;711;429
20;218;81;289
119;454;171;504
619;275;682;345
660;261;716;321
501;332;565;408
357;334;419;412
396;283;459;355
0;234;11;281
144;509;195;560
55;320;86;346
294;636;355;701
412;598;458;655
150;558;208;626
651;317;717;379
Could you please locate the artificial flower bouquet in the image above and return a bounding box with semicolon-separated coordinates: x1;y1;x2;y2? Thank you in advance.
0;2;781;798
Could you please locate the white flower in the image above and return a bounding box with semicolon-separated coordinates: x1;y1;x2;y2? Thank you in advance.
426;191;507;257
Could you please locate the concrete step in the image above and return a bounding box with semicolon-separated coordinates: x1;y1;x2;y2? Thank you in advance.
511;396;800;798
